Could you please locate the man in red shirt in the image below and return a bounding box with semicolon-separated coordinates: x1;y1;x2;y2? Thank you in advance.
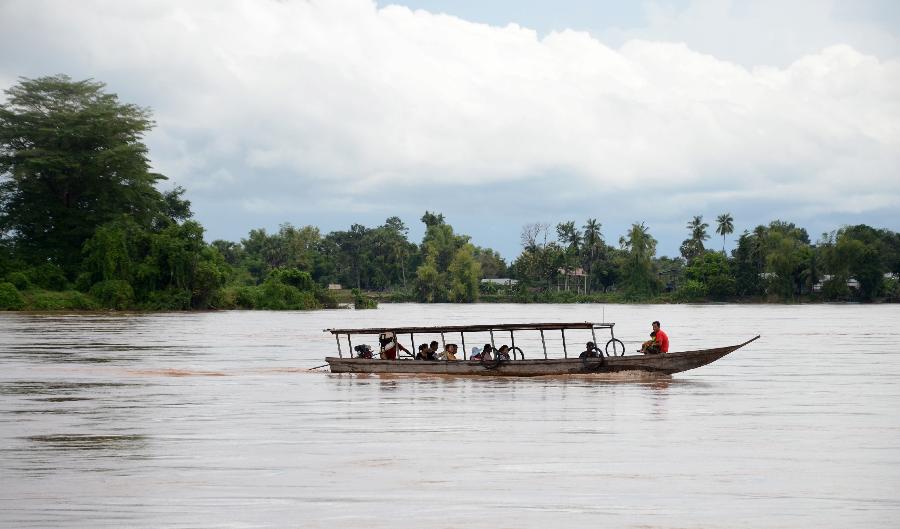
652;321;669;353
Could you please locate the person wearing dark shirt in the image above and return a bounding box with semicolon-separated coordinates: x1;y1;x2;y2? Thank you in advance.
579;341;600;358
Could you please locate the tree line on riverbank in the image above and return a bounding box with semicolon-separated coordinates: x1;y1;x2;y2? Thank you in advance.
1;75;898;310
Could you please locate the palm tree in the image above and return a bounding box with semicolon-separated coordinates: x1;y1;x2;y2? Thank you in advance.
583;219;602;255
583;219;602;293
715;213;734;254
687;215;710;247
620;222;658;297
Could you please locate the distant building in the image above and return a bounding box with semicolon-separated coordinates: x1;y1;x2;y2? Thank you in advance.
327;284;342;290
811;275;861;292
481;278;518;286
557;268;588;293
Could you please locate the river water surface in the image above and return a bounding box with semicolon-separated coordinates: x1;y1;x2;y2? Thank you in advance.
1;303;898;528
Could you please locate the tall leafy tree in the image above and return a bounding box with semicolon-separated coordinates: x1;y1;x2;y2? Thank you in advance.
0;75;181;273
618;222;659;298
715;212;734;253
448;244;481;302
680;215;710;261
582;218;603;293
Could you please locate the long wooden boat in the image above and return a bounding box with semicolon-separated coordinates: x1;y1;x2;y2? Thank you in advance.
324;322;759;377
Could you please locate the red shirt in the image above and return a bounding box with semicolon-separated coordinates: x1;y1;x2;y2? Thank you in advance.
656;329;669;353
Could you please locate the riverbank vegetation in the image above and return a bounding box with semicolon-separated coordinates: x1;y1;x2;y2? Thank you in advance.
1;75;898;310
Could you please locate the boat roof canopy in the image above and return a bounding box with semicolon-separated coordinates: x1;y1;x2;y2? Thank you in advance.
326;321;613;335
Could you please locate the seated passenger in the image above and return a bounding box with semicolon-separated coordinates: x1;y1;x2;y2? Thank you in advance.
495;345;511;361
479;344;493;361
379;332;409;360
428;341;440;358
438;343;458;361
640;331;662;355
415;343;432;360
470;346;482;360
579;341;599;359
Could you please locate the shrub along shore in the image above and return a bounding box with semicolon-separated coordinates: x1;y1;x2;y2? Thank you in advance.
1;75;898;312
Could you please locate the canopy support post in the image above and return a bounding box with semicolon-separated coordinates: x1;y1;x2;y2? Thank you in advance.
510;330;516;360
489;329;495;349
540;330;547;359
440;332;445;348
562;329;568;358
460;332;466;359
335;335;343;358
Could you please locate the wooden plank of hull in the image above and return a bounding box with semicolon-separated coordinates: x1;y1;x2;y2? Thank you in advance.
326;336;759;376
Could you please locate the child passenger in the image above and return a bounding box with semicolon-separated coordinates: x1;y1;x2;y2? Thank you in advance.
640;331;661;355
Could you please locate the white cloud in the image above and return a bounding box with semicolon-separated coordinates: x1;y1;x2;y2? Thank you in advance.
0;0;898;252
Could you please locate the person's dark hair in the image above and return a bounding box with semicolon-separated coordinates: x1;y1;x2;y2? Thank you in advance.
482;343;492;352
429;341;439;348
418;343;428;351
652;320;661;327
651;331;657;337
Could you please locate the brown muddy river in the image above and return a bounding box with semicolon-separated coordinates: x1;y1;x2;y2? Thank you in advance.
1;303;898;528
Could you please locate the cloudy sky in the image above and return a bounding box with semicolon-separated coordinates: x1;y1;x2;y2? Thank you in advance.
1;0;898;259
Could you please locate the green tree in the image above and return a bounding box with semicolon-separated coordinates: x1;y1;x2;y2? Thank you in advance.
821;225;888;301
680;215;710;262
684;251;735;300
415;256;443;302
448;244;481;302
556;221;582;291
618;222;659;298
472;246;507;278
0;75;182;274
716;212;734;253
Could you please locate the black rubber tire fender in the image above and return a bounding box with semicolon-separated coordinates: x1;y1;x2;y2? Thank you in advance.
605;338;626;357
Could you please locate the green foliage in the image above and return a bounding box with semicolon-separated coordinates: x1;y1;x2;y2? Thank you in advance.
681;215;710;261
222;285;260;309
685;252;735;300
883;276;899;302
618;222;660;298
74;272;93;292
256;281;318;310
140;288;192;310
4;271;30;290
0;75;178;273
716;212;734;253
26;290;97;310
415;257;444;303
676;279;708;301
352;288;378;309
0;282;25;310
26;263;68;291
269;268;315;291
448;244;481;303
89;280;135;310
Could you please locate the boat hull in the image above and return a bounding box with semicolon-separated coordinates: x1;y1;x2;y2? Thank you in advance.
326;336;759;376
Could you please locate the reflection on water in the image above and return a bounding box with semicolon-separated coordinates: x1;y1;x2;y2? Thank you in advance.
1;305;899;528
